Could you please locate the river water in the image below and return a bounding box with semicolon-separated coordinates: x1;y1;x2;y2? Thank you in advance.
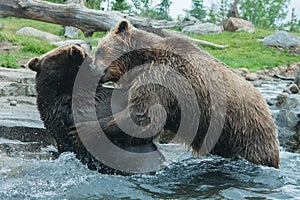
1;80;300;199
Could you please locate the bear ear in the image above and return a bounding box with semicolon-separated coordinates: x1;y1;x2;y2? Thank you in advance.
69;45;86;62
69;45;84;57
114;20;131;34
27;57;40;72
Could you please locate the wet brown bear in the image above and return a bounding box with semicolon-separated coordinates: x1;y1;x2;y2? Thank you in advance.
28;44;163;174
95;20;280;168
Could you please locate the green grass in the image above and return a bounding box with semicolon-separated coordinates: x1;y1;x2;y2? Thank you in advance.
0;17;105;68
0;17;60;68
190;30;300;71
1;17;300;70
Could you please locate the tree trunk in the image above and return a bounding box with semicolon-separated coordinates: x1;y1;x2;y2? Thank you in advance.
0;0;178;36
0;0;228;49
142;28;229;49
64;0;80;38
0;0;124;36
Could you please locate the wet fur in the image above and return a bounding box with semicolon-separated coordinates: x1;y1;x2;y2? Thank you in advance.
95;20;280;168
28;45;158;174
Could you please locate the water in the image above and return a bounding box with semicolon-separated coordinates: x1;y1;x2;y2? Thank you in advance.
1;149;300;199
1;79;300;199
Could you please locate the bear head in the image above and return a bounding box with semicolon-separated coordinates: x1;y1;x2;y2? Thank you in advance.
28;44;88;95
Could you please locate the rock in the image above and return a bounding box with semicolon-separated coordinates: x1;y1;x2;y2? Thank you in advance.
0;138;56;160
16;27;61;42
261;31;300;49
25;84;37;96
0;96;43;128
275;93;300;127
0;67;35;81
0;23;2;30
245;73;259;81
0;67;36;97
223;17;255;33
273;93;300;151
246;62;300;81
1;82;36;97
64;26;79;38
151;20;180;29
253;79;300;152
182;23;222;35
181;16;201;28
294;68;300;88
292;46;300;54
283;88;292;95
237;68;250;74
235;68;250;77
289;83;299;94
51;40;92;54
276;92;289;105
10;100;17;106
278;66;288;74
51;40;86;47
0;67;54;157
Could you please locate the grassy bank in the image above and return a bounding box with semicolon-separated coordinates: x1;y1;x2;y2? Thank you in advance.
192;31;300;71
0;17;104;68
1;17;300;71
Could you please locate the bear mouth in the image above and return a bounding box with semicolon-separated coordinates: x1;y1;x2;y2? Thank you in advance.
101;81;123;89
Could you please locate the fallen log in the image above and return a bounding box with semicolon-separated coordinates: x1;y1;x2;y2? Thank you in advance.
0;0;228;49
143;28;228;49
0;0;123;36
0;0;177;36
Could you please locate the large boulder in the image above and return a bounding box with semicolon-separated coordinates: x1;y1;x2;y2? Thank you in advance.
261;31;300;49
182;23;222;35
273;84;300;152
0;67;50;155
51;40;92;54
223;17;255;33
275;94;300;129
64;26;79;38
16;27;61;42
181;16;201;28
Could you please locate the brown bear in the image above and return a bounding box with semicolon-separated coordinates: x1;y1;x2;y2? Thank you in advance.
28;44;164;174
94;20;280;168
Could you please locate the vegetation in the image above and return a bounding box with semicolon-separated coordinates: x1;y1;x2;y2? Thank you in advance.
0;0;299;69
111;0;130;11
130;0;172;20
154;0;172;20
190;30;300;71
45;0;103;10
218;0;232;22
239;0;290;29
186;0;206;22
43;0;299;30
84;0;102;10
0;17;105;68
1;17;300;70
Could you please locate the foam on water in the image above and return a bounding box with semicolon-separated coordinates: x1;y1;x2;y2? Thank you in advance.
0;149;300;199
